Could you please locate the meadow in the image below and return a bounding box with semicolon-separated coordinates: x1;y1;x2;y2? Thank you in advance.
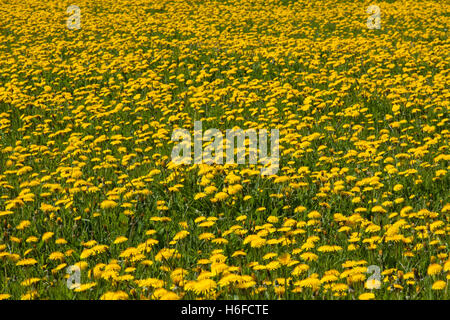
0;0;449;300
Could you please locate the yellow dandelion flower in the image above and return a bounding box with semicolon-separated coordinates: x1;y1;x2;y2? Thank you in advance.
16;258;38;266
113;236;128;244
100;291;128;300
431;280;446;290
427;264;442;276
49;251;65;261
42;232;54;242
74;282;97;292
21;278;41;287
294;206;307;213
359;293;375;300
100;200;118;209
193;279;217;295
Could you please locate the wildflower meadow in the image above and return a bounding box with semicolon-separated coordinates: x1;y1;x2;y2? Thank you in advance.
0;0;449;300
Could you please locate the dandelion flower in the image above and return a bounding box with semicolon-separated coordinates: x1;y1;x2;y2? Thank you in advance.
431;280;446;290
359;293;375;300
427;264;442;276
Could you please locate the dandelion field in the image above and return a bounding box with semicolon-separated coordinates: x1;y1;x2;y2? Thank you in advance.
0;0;449;300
